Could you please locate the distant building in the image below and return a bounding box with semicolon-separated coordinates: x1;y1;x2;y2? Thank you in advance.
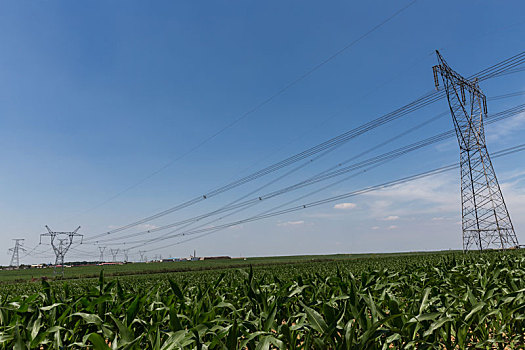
97;262;124;266
189;249;199;261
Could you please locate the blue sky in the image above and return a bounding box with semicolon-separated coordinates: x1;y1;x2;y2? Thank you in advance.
1;1;525;264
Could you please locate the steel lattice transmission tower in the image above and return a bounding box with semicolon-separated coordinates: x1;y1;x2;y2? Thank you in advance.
8;239;26;268
40;225;83;275
110;248;119;262
433;51;519;251
98;246;106;262
122;249;130;262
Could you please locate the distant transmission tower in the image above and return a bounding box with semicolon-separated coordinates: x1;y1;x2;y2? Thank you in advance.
8;239;26;268
98;246;106;262
139;250;146;262
110;248;119;262
40;226;83;275
433;51;519;251
122;249;130;262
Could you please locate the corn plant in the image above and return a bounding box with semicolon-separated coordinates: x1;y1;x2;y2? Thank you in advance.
0;251;523;349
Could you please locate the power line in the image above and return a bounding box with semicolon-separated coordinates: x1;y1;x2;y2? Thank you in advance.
126;104;525;250
19;243;39;259
64;116;525;260
91;102;525;247
65;56;525;259
88;109;450;245
141;142;525;253
91;109;450;245
72;0;418;221
488;90;525;101
133;108;522;250
65;100;525;262
85;51;525;242
81;103;523;254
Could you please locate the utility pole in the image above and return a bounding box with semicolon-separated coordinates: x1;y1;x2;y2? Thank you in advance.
110;248;119;262
98;246;106;262
8;239;26;268
139;250;146;262
40;226;82;276
433;51;519;251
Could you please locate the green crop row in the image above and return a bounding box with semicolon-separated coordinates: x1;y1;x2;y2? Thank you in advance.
0;251;524;349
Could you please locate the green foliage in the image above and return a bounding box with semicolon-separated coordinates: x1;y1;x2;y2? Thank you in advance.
0;251;524;348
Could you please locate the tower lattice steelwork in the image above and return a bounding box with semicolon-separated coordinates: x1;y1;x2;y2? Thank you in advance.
8;239;26;268
433;51;519;251
110;248;119;262
40;225;82;275
98;246;106;262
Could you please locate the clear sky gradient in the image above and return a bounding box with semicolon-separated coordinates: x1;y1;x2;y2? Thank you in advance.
1;1;525;264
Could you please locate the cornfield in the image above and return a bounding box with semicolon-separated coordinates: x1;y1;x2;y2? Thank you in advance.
0;251;524;349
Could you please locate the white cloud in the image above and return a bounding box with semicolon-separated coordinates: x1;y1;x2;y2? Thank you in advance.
500;169;525;182
365;200;393;217
486;112;525;143
431;216;452;221
305;212;339;219
365;173;459;217
371;226;380;230
140;224;159;231
372;200;391;209
360;168;525;240
333;202;357;210
435;139;456;153
388;225;398;230
383;215;399;221
277;220;305;227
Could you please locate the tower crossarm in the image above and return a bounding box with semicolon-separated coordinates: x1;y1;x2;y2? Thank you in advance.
434;51;486;99
433;51;488;152
8;239;25;268
40;226;82;276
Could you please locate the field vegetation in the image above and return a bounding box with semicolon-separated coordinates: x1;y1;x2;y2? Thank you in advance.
0;250;523;349
0;252;445;283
